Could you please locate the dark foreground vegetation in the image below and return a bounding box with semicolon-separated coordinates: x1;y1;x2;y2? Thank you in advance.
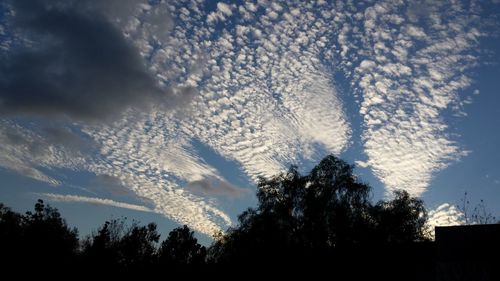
1;155;498;279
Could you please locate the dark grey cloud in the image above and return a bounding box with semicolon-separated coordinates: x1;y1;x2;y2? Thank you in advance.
88;174;135;197
87;174;156;209
0;0;182;122
406;0;442;22
89;0;142;23
42;126;96;153
186;177;250;198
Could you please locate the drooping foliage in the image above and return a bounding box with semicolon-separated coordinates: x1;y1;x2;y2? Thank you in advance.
209;155;430;264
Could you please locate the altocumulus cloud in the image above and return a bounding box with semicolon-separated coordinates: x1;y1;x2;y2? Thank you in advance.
0;0;189;121
0;0;492;236
427;203;465;238
348;0;483;196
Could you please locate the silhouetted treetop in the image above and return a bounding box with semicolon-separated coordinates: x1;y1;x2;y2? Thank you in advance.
0;199;79;272
158;225;206;266
210;154;430;264
81;218;160;272
371;190;429;243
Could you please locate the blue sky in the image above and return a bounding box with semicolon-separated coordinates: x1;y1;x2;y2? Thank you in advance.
0;0;499;244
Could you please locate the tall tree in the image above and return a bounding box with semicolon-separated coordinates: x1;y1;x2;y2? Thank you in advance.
0;203;24;266
22;200;79;267
158;225;206;266
81;219;126;270
119;222;160;269
1;200;80;272
209;155;430;265
371;190;429;243
82;218;159;272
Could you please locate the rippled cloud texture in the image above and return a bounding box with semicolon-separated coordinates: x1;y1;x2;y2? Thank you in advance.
0;0;487;235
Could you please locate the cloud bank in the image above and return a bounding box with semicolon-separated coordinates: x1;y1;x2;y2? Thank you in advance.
0;0;186;121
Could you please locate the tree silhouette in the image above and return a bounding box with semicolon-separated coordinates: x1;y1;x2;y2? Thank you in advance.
371;190;430;243
0;200;79;273
22;200;79;270
158;225;206;267
0;203;23;240
301;156;372;248
209;155;431;275
81;219;126;270
82;218;159;273
0;203;24;267
119;222;160;270
0;155;444;278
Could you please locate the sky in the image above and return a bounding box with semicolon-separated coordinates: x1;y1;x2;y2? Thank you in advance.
0;0;499;244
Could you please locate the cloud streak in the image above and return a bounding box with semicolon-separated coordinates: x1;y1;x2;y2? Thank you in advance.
37;193;155;213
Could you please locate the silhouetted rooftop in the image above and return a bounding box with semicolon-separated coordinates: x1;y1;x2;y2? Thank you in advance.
435;224;500;281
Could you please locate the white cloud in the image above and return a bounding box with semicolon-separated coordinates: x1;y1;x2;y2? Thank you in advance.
428;203;465;227
207;2;234;24
245;2;257;12
83;113;232;235
79;0;350;234
37;193;155;213
427;203;465;238
349;0;481;196
216;2;233;17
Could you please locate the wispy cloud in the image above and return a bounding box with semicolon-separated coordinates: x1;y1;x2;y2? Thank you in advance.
36;193;155;213
0;120;88;186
